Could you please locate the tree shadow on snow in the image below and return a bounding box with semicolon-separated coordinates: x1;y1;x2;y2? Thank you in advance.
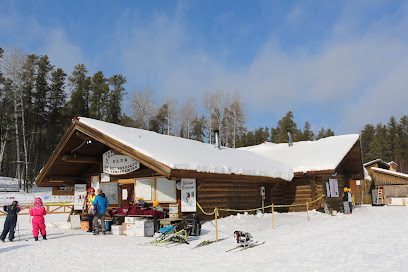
0;244;31;253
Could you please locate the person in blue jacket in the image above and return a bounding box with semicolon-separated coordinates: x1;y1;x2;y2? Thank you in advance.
92;189;109;235
1;201;21;242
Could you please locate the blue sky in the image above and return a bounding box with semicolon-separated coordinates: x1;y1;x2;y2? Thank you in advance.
1;0;408;134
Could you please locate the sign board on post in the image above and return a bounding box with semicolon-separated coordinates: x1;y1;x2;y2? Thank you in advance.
329;179;339;197
74;184;87;210
181;178;196;212
103;150;140;175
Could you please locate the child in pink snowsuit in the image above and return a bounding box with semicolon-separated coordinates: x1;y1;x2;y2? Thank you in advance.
30;198;47;241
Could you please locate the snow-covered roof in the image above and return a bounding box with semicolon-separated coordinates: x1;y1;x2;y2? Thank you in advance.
77;117;294;181
363;159;390;168
363;168;372;181
239;134;360;174
371;167;408;179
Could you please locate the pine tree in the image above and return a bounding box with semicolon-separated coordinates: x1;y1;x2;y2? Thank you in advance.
190;115;206;142
89;71;109;120
48;68;68;149
387;116;401;162
107;74;126;124
399;116;408;172
68;64;91;118
366;124;391;161
361;124;375;162
300;121;314;141
274;111;299;143
149;103;167;134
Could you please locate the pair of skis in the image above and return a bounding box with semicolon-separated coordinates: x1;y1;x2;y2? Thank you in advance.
226;241;265;252
193;237;228;248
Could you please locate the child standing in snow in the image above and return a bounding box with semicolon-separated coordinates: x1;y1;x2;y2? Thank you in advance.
30;198;47;241
348;188;353;214
0;201;21;242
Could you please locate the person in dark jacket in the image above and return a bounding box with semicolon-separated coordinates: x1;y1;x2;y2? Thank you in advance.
342;187;350;214
92;190;109;235
1;201;21;242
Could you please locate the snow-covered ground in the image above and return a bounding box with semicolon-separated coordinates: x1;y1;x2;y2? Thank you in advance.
1;205;407;272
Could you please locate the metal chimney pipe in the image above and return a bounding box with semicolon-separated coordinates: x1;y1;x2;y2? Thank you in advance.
287;129;293;147
213;129;221;150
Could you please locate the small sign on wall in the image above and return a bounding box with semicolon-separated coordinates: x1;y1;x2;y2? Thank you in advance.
181;178;196;212
101;173;110;183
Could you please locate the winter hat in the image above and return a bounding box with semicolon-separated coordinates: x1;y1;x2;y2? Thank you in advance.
33;198;43;209
89;187;95;193
153;201;159;207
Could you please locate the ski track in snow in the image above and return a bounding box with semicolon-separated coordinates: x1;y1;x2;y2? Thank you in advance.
1;205;408;272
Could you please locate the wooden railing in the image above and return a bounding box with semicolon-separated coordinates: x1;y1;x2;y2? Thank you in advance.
0;204;74;216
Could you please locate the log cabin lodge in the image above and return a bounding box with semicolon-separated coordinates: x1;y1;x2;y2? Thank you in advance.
35;117;365;223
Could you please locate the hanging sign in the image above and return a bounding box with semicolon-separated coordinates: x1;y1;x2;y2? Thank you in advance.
329;179;339;197
181;178;196;212
103;150;140;175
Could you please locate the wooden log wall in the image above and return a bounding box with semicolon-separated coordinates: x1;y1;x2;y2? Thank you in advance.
270;174;348;212
193;179;269;220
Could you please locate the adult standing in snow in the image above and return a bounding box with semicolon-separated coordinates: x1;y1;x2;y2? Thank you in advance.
83;187;96;232
348;188;353;214
0;201;21;242
30;198;47;241
342;187;350;214
92;189;109;235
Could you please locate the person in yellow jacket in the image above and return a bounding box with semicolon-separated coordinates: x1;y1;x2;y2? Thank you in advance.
347;188;353;214
83;187;96;232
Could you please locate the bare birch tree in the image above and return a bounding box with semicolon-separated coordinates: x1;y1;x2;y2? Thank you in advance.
229;91;246;148
131;88;156;129
202;90;225;144
179;98;196;139
1;48;27;188
163;97;178;135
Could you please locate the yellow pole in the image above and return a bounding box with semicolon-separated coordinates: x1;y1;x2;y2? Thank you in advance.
306;202;309;221
215;208;219;242
272;204;274;229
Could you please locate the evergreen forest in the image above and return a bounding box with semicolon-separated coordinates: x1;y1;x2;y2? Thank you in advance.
1;47;407;189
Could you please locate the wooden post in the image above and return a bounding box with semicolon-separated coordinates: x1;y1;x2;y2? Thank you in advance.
271;204;274;229
215;208;219;242
28;201;33;223
306;202;309;221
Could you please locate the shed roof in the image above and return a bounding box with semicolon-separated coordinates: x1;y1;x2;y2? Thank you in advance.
363;159;390;169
